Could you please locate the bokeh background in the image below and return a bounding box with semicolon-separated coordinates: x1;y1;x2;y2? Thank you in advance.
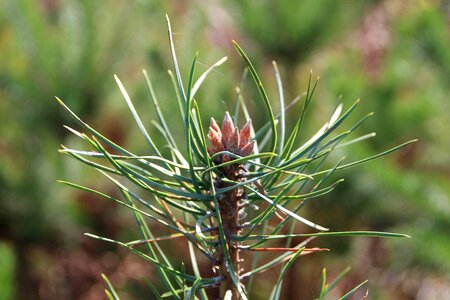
0;0;449;299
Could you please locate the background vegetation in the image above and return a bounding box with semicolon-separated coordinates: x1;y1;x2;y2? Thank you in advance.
0;0;449;299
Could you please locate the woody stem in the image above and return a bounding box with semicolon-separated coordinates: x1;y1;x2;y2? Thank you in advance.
215;164;244;300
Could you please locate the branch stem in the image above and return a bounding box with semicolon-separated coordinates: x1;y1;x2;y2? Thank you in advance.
215;163;245;299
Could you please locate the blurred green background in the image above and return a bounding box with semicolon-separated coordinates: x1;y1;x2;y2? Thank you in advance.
0;0;449;299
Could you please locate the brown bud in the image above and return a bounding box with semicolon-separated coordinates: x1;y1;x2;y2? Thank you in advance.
221;111;235;148
222;154;231;163
239;140;255;157
239;119;252;148
207;130;224;153
207;146;215;156
210;118;221;135
227;126;240;153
